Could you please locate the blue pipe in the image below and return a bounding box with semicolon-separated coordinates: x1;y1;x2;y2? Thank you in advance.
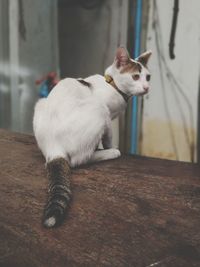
130;0;143;154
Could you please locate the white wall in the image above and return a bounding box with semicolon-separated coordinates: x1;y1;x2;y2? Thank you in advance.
141;0;200;162
18;0;59;133
0;0;59;133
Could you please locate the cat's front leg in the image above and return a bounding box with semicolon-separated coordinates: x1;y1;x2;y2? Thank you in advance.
89;148;121;164
102;123;112;149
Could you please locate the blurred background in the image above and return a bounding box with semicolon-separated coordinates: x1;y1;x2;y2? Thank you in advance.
0;0;199;163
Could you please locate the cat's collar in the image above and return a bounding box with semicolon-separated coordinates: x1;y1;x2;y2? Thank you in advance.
104;75;130;103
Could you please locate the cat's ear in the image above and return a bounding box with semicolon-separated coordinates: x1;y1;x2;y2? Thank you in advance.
115;47;130;68
136;51;152;66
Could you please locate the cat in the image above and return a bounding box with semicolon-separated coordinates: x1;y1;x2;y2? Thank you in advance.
33;47;152;228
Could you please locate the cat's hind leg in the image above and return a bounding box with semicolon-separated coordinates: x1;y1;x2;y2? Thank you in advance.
89;148;121;164
102;122;112;149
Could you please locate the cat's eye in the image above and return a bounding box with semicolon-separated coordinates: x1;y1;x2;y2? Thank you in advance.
132;74;140;81
146;74;151;81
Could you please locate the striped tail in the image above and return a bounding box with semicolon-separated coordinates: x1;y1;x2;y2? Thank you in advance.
43;157;71;228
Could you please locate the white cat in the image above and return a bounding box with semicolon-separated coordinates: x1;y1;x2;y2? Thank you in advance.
33;47;152;228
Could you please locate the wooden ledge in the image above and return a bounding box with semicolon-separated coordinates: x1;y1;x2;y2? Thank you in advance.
0;129;200;267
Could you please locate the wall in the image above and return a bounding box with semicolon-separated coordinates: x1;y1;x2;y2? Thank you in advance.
18;0;59;133
0;0;59;133
141;0;200;162
0;0;129;144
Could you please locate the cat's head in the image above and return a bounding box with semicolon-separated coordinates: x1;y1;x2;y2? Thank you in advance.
106;47;152;97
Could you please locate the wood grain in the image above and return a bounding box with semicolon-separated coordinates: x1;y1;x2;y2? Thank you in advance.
0;129;200;267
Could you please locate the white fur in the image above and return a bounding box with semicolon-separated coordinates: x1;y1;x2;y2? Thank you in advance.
44;216;56;228
33;49;151;167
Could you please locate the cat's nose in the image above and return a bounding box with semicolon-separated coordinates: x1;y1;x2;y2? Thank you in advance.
143;86;149;92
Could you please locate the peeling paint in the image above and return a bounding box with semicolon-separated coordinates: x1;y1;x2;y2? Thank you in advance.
140;119;196;162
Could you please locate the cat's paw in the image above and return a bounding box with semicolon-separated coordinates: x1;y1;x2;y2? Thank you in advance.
109;148;121;159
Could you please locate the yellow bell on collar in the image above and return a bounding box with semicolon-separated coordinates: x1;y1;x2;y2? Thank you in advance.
104;74;113;84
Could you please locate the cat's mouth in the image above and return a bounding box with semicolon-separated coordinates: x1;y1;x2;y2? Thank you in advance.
138;90;149;96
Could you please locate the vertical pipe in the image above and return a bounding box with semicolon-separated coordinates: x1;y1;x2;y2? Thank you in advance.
197;74;200;163
52;0;60;77
130;0;143;154
0;0;10;129
9;0;20;131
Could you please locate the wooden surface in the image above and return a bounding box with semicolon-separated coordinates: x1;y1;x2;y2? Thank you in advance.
0;129;200;267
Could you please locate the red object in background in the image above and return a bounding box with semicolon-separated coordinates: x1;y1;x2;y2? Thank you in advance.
36;72;59;88
36;72;60;97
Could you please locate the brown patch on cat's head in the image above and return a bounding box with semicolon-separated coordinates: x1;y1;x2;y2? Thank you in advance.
114;47;152;73
120;60;142;74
